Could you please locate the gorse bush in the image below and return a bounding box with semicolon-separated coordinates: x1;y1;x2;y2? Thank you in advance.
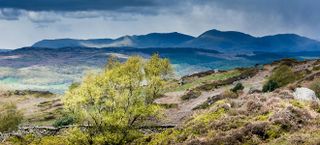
263;65;296;92
310;78;320;98
231;83;244;93
0;103;23;133
269;65;296;87
53;115;75;127
263;80;279;92
62;54;172;144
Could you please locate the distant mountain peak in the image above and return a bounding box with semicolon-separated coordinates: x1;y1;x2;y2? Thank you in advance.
199;29;254;39
31;29;320;52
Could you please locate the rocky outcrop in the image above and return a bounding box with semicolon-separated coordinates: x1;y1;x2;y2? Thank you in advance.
293;87;319;101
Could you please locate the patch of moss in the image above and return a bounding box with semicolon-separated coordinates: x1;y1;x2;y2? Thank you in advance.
256;112;272;121
266;125;283;140
192;108;226;125
290;100;304;108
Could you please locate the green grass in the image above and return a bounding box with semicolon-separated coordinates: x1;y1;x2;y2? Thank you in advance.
170;70;241;92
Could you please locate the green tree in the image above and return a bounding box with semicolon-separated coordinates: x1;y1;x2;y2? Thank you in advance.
144;54;173;102
63;54;172;144
0;103;23;133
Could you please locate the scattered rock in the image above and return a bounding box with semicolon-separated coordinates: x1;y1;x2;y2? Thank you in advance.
248;87;262;94
293;87;319;101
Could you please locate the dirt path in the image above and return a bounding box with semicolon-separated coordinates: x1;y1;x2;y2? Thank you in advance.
157;88;225;125
156;66;274;125
241;66;273;94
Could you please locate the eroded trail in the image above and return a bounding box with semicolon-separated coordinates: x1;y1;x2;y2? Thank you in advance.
156;67;273;125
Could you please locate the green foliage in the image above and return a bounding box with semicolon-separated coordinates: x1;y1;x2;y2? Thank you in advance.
172;70;241;91
256;112;272;121
0;103;23;133
290;100;304;108
33;136;67;145
62;54;172;144
266;125;283;139
222;90;238;99
269;65;296;87
263;80;279;92
145;54;173;101
53;115;75;127
310;79;320;98
231;83;244;93
313;66;320;71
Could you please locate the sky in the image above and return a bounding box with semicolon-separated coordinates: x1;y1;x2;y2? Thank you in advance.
0;0;319;49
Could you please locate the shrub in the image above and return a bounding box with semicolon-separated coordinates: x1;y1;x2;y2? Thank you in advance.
0;103;23;133
262;80;279;92
310;79;320;98
269;65;296;87
53;115;75;127
231;83;244;93
222;90;238;99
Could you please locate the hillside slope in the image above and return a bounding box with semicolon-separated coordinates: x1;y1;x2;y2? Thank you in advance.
138;59;320;144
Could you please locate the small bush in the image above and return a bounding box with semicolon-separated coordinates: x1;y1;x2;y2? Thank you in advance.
0;103;23;133
222;90;238;99
269;65;296;87
310;79;320;98
53;115;75;127
262;80;279;92
231;83;244;93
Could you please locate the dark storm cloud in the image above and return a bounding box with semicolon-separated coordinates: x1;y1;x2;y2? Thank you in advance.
0;0;318;25
209;0;320;26
0;0;158;11
0;0;319;48
0;0;184;21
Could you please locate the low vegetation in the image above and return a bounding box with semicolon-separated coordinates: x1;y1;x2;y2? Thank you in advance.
4;58;320;145
310;78;320;98
6;54;173;144
263;64;304;92
169;70;241;92
231;83;244;93
0;103;23;133
195;68;258;91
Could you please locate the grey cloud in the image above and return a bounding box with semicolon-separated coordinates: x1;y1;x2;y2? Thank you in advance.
0;0;156;11
0;8;22;20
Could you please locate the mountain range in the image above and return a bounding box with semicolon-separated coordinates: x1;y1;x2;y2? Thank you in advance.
32;29;320;52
